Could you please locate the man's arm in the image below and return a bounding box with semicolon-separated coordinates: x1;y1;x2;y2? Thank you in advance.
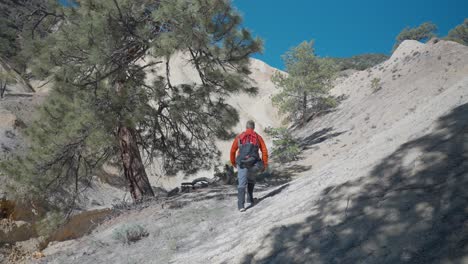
230;136;239;167
258;134;268;169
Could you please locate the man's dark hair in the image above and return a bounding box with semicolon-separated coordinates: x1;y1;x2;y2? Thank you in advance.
246;120;255;129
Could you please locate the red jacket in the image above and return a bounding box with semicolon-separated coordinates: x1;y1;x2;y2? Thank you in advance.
230;128;268;168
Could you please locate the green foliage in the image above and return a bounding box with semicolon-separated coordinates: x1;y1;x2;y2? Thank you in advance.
0;6;17;59
1;87;113;205
0;70;16;83
393;22;437;51
330;54;389;71
0;69;17;97
371;77;382;92
1;0;261;207
0;0;62;73
265;127;301;163
272;41;338;124
446;18;468;46
112;224;149;244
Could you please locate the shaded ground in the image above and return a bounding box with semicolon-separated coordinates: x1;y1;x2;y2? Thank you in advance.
299;127;345;151
165;162;303;211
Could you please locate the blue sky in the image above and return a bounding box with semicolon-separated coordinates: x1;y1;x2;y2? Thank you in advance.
233;0;468;69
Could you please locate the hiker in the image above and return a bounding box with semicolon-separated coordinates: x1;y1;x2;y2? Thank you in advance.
230;120;268;212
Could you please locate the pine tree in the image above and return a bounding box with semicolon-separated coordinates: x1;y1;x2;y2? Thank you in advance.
393;22;437;52
272;41;337;126
447;18;468;46
1;0;261;206
0;0;62;73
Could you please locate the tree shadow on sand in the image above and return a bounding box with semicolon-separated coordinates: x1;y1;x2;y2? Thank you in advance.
255;164;311;189
244;164;311;210
244;183;291;212
241;103;468;264
164;163;310;210
299;127;345;151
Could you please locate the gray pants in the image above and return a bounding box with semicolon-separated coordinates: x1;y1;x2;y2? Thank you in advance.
237;162;264;209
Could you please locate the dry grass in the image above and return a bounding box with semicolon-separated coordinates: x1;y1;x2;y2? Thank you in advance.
112;224;149;245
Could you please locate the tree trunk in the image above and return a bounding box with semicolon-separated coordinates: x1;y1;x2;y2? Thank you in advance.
117;125;155;202
0;81;6;98
114;79;154;202
302;92;307;126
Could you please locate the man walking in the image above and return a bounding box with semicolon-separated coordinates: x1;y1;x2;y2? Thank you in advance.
230;120;268;212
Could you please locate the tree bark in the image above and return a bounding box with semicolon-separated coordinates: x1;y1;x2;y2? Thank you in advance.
302;91;307;126
0;81;6;98
114;79;154;202
117;125;155;201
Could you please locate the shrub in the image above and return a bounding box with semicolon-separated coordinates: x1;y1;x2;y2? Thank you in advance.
112;224;149;244
265;127;301;163
371;78;382;92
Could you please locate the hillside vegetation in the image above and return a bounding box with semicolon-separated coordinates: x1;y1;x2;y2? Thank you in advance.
38;39;468;264
330;53;389;71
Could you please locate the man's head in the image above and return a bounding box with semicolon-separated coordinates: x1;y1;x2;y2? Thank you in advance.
246;120;255;130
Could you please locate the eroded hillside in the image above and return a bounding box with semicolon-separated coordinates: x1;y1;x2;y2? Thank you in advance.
38;39;468;264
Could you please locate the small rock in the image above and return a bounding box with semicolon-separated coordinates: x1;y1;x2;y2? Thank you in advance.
4;130;15;139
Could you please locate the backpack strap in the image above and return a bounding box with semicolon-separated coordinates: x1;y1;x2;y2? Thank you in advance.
239;132;259;146
238;132;246;146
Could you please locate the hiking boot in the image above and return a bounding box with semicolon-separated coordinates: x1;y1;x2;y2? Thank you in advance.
237;187;246;210
246;198;255;207
247;182;255;204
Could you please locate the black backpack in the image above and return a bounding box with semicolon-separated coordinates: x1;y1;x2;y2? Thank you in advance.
236;132;260;169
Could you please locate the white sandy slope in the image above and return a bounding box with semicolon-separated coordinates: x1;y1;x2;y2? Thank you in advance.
35;39;468;263
146;56;282;189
